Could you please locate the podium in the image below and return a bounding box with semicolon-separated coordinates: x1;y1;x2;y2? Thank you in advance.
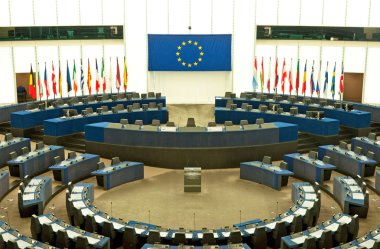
184;167;201;192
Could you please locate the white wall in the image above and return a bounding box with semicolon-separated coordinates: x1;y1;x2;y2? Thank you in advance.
1;0;380;104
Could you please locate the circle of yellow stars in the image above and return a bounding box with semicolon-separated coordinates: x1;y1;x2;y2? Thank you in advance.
176;40;204;68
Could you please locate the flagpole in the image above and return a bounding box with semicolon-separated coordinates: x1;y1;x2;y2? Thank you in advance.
53;60;55;100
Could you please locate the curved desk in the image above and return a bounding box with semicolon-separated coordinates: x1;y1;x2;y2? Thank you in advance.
43;108;168;145
84;121;298;169
67;181;319;247
351;136;380;164
215;107;340;138
0;220;56;248
0;172;9;201
334;226;380;249
0;137;30;166
142;244;251;249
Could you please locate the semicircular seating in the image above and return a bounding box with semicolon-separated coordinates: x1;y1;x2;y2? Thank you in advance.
66;181;320;248
334;226;380;249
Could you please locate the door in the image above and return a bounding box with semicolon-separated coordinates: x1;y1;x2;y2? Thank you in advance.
343;73;364;103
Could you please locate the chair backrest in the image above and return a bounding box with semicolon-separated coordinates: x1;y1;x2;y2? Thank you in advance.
166;121;175;127
101;106;109;112
229;230;242;244
147;230;161;244
97;162;105;169
84;214;97;233
247;105;253;111
111;157;121;165
319;100;327;106
4;133;13;141
41;223;55;245
120;119;129;125
156;92;162;99
148;92;155;98
102;221;116;239
7;240;18;249
226;99;233;109
30;214;42;240
54;156;62;164
225;92;232;98
141;93;147;99
208;122;216;127
10;151;17;160
241;103;248;110
173;232;186;245
308;151;318;160
252;226;267;249
334;223;348;244
152;119;161;126
323;156;330;164
339;141;348;150
35;141;44;150
186;118;196;127
280;161;288;170
132;103;141;109
56;229;70;249
262;156;272;164
75;236;90;249
85;107;93;114
319;230;333;249
256;118;264;126
353;146;362;155
22;146;30;154
368;133;377;141
240;120;248;126
157;103;163;110
142;104;148;111
240;92;247;98
118;93;126;99
135;120;143;126
148;102;157;108
348;214;359;239
302;236;317;249
259;104;268;112
367;151;375;160
123;227;137;249
117;104;125;110
201;232;216;245
290;107;298;115
224;121;233;126
290;214;303;233
112;107;118;113
68;151;76;159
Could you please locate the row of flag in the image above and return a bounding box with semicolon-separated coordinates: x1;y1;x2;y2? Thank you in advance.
252;57;345;98
29;57;128;100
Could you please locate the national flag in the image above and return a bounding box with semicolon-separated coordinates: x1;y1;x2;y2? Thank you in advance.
73;60;78;94
289;59;293;94
43;63;49;98
339;63;344;95
87;59;92;94
310;60;315;96
80;59;84;92
37;63;43;99
102;58;106;93
316;60;321;95
123;56;128;91
281;58;287;94
295;59;300;94
274;58;279;91
260;57;264;92
323;62;329;97
266;57;271;92
52;62;57;96
252;56;258;91
331;62;336;97
67;61;72;93
116;57;121;90
29;64;37;100
301;60;307;95
58;61;62;98
108;57;113;92
95;59;100;93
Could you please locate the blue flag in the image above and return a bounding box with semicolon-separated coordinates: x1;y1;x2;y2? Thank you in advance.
148;34;232;71
323;62;329;94
67;61;72;92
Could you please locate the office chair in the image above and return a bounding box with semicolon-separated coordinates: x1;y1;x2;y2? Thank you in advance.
149;102;157;108
157;103;163;110
323;156;330;164
247;105;253;111
354;146;362;155
123;227;138;249
142;104;149;111
290;214;303;234
147;230;161;244
41;223;55;245
339;141;348;150
76;236;91;249
240;92;247;98
4;133;13;141
21;146;30;155
120;119;129;125
262;156;272;164
367;151;375;160
302;208;314;229
224;121;233;126
334;223;348;245
240;120;249;126
117;104;125;111
228;230;242;244
308;151;318;160
30;214;42;240
141;93;147;99
148;92;155;98
135;120;143;126
68;151;76;159
241;103;248;110
100;106;108;112
166;121;175;127
132;103;141;109
73;207;85;227
7;240;19;249
226;99;233;109
156;92;162;99
186;118;196;127
290;107;298;115
102;221;117;248
17;86;27;103
259;104;268;112
208;122;216;127
0;235;5;249
302;236;317;249
256;118;264;128
225;91;232;98
97;162;105;170
19;182;25;193
201;232;216;245
318;230;333;249
348;214;359;241
111;157;121;165
35;141;44;150
56;230;70;248
251;226;267;249
10;151;17;160
368;133;377;141
173;232;186;245
271;221;287;249
152;119;161;126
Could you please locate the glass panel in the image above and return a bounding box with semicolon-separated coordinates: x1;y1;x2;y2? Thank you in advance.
323;0;346;27
299;0;323;26
0;47;16;104
36;46;59;100
256;0;278;25
80;0;102;25
364;48;380;104
34;0;57;26
278;0;300;26
57;0;80;25
103;0;124;25
344;46;366;73
59;45;81;96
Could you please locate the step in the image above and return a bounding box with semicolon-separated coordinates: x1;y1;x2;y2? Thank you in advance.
297;142;320;150
297;147;319;154
298;137;316;143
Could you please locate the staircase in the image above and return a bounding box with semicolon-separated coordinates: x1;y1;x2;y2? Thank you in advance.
0;122;11;135
338;126;355;144
370;122;380;136
61;133;86;153
297;132;320;154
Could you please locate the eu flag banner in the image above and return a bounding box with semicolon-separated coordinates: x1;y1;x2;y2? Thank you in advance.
148;34;232;71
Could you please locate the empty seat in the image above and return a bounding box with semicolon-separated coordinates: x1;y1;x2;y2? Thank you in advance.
76;236;90;249
308;151;318;160
166;121;175;127
323;156;330;164
148;92;155;98
142;104;148;111
186;118;196;127
0;235;5;249
240;120;248;126
241;103;248;110
132;103;141;109
123;226;138;249
148;102;157;108
290;215;303;233
102;221;117;248
339;141;348;150
156;93;162;98
147;230;161;244
224;121;233;126
85;107;93;114
259;104;268;112
208;122;216;127
290;107;298;115
120;119;129;125
318;230;333;249
135;120;143;126
97;162;105;169
4;133;13;141
225;92;232;98
302;236;316;249
251;227;267;249
30;214;42;240
368;133;377;141
256;118;264;127
35;141;44;150
201;232;216;245
7;240;18;249
334;223;348;245
280;162;288;170
271;221;287;249
240;92;247;98
56;230;70;249
348;214;359;241
117;104;125;110
85;214;97;233
262;156;272;164
354;146;362;155
141;93;147;99
111;157;121;165
68;151;76;159
101;106;109;112
41;223;55;245
229;230;242;244
152;119;161;126
226;99;233;109
173;232;186;245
